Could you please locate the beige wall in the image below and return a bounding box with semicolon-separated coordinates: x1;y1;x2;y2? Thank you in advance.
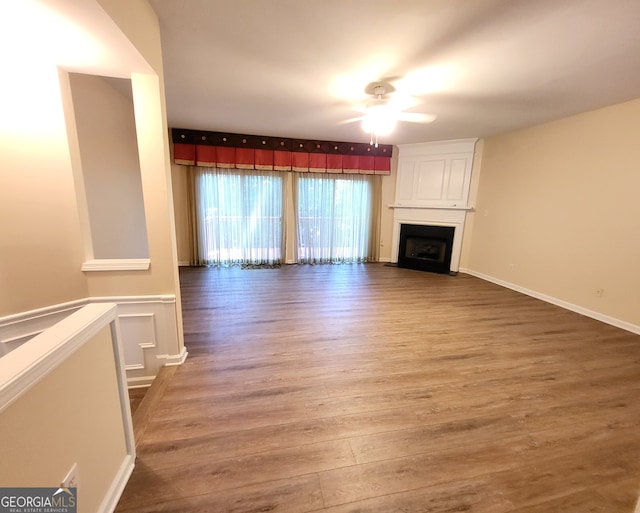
81;2;186;349
98;0;165;76
0;0;185;359
459;139;485;267
464;98;640;327
0;61;89;316
171;161;192;265
80;74;183;300
0;325;128;513
378;147;398;261
82;2;183;309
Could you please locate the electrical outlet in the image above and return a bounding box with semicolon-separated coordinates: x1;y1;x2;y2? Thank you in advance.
595;288;604;298
508;263;515;272
61;463;78;489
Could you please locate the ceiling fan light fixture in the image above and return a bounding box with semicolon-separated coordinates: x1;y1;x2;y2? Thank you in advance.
360;85;400;146
361;104;396;136
361;101;397;148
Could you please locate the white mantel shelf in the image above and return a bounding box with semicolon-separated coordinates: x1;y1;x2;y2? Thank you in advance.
390;204;475;211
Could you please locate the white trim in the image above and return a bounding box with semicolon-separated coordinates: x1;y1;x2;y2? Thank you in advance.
91;294;176;305
96;454;136;513
0;294;185;386
0;301;137;512
392;139;476;273
0;303;118;413
459;268;640;335
82;259;151;271
158;346;188;366
126;375;157;388
0;299;86;332
391;214;466;272
397;138;478;156
378;257;391;263
127;381;152;390
0;334;37;357
108;320;136;456
178;260;190;267
0;295;176;347
125;363;146;370
390;204;474;211
2;331;44;346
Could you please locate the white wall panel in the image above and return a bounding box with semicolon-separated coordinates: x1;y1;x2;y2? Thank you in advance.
416;160;446;201
0;295;184;387
119;313;156;370
447;159;468;201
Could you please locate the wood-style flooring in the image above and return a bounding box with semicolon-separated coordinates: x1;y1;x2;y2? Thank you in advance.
128;387;147;416
115;264;640;513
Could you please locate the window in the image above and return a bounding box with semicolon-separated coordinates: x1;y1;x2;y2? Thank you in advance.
297;174;374;263
192;169;377;266
195;169;283;265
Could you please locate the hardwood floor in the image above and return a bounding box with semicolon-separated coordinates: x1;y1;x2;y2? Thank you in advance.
128;387;147;416
115;264;640;512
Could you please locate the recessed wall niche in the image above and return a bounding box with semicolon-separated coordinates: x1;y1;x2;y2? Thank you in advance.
68;73;149;264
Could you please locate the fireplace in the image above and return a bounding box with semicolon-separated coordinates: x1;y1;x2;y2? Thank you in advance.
391;139;477;273
397;224;455;274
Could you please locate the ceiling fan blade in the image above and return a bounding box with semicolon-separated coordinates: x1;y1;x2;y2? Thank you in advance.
337;116;365;125
397;112;437;124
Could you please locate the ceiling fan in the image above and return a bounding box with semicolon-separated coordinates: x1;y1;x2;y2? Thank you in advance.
344;80;437;147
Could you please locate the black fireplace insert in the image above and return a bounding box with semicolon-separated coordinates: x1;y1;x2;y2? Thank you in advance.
397;224;455;274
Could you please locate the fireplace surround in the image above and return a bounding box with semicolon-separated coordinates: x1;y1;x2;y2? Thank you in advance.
390;139;477;274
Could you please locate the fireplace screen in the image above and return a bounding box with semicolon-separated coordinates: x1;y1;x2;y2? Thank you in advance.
405;237;447;262
398;224;455;274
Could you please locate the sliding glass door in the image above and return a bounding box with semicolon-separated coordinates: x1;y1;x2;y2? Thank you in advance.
296;174;374;263
193;168;376;266
195;169;283;265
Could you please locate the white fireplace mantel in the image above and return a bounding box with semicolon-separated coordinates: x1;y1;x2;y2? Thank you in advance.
390;204;475;211
391;139;477;272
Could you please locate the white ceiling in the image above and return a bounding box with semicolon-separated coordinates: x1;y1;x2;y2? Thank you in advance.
149;0;640;145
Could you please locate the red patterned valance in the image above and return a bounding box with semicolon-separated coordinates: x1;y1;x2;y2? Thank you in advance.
172;128;392;175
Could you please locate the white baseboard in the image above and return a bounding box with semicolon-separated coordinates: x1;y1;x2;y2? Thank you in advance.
459;268;640;335
97;454;135;513
158;346;188;366
128;383;151;389
126;375;156;388
378;257;391;263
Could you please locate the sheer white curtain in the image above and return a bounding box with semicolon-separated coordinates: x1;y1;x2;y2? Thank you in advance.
296;173;374;263
194;168;284;266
